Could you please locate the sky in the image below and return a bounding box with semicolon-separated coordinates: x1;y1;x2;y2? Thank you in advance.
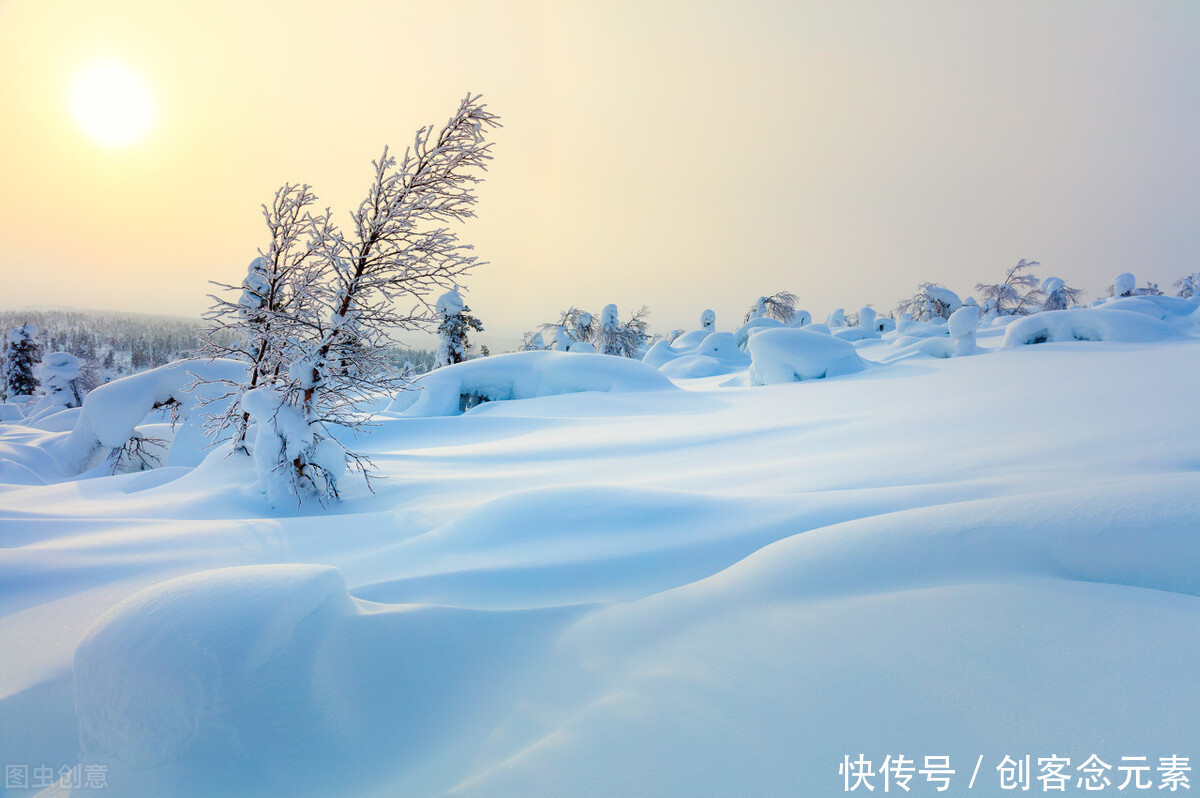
1;0;1198;348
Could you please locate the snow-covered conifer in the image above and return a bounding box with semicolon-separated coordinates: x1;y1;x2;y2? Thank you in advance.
975;259;1041;317
857;307;877;331
4;323;41;400
1040;277;1083;311
947;306;980;356
434;288;484;368
700;309;716;332
826;308;847;328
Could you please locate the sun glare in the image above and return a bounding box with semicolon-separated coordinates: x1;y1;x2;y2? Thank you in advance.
69;61;155;147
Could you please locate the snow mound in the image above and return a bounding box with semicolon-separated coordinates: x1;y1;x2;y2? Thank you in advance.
746;328;869;385
74;564;576;796
387;351;676;417
1004;308;1189;347
644;332;750;379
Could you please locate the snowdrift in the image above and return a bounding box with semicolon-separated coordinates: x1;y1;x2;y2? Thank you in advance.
1003;308;1188;347
643;332;750;378
746;327;869;384
386;350;676;417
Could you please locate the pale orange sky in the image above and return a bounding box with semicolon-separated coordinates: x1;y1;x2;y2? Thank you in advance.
1;0;1198;347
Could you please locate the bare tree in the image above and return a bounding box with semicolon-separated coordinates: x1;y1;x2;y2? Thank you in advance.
975;259;1041;317
745;292;799;324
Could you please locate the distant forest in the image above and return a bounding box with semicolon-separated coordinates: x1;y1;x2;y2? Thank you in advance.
0;308;437;387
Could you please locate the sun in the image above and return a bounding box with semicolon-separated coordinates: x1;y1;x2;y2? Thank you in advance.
69;61;155;147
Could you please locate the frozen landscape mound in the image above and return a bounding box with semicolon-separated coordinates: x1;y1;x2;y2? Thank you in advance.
643;332;750;379
74;563;578;797
386;350;676;417
1003;308;1189;347
746;327;869;384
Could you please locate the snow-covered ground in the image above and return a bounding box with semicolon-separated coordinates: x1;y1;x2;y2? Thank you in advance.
2;322;1200;796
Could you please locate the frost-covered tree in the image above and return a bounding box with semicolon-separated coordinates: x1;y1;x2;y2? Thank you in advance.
39;352;86;408
231;94;500;505
895;283;962;322
520;331;546;351
1040;277;1083;311
4;323;41;400
975;259;1041;317
541;307;596;351
592;304;650;358
203;184;324;453
433;288;484;368
745;292;799;324
1173;271;1200;299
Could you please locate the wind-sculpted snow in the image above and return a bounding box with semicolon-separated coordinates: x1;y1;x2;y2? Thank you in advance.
386;350;675;417
643;331;750;378
3;340;1200;796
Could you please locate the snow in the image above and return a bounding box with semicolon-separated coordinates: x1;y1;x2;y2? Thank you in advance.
1112;271;1136;297
386;350;676;417
4;330;1200;797
1003;308;1188;347
746;327;869;384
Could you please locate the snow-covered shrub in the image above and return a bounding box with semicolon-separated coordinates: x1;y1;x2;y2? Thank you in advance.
745;292;799;324
592;304;650;358
857;307;877;331
54;359;247;475
746;328;868;385
947;306;981;356
826;308;847;328
895;283;962;322
386;351;676;417
975;259;1041;318
434;288;484;368
1173;271;1200;299
789;310;813;328
733;316;786;350
1003;308;1186;347
1109;272;1137;298
4;323;41;400
1040;277;1083;311
520;331;547;351
700;309;716;332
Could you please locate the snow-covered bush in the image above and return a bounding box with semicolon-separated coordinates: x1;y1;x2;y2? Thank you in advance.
520;331;547;351
4;323;41;400
895;283;962;322
857;307;877;331
1109;272;1137;298
746;328;868;385
592;304;650;358
1003;308;1186;347
700;309;716;332
789;310;813;328
826;308;847;328
386;350;675;417
434;288;484;368
1173;271;1200;299
1040;277;1083;311
975;259;1041;318
54;359;247;475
